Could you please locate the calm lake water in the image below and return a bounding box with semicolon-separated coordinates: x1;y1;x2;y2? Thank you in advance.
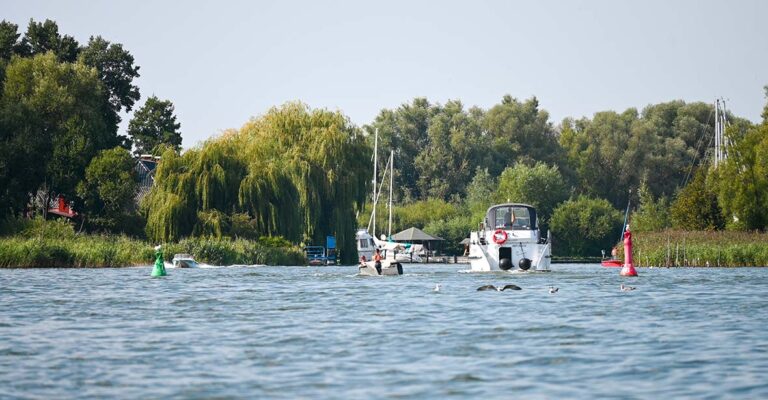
2;264;768;399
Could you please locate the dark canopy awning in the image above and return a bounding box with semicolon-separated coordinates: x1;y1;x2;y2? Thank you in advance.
391;227;443;242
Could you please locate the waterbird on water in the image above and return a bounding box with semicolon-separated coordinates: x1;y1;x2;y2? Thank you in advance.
434;284;442;292
477;284;521;291
620;284;636;292
548;286;558;294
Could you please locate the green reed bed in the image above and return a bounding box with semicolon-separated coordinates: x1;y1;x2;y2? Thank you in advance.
0;236;152;268
628;230;768;267
0;235;305;268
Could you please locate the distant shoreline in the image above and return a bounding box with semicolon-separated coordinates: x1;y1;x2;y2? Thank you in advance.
3;230;767;268
0;235;305;268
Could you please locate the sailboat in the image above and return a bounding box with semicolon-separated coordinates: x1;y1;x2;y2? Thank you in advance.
602;194;631;267
358;131;404;276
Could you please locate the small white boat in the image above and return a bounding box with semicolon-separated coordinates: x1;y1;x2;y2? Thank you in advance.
468;203;551;272
170;253;200;268
357;237;406;276
358;249;404;276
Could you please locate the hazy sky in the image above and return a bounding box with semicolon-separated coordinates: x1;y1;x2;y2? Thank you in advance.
5;0;768;148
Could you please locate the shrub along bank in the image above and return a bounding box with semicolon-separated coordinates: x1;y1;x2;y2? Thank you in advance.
0;235;305;268
0;216;305;268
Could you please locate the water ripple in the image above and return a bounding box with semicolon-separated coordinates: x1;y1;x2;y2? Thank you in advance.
1;264;768;399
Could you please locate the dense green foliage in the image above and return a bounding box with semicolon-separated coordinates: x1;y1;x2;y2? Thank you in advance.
669;169;724;231
0;52;111;209
359;93;768;256
128;95;182;155
632;180;671;233
367;96;562;203
495;162;568;229
550;197;623;257
484;96;563;174
77;146;140;234
0;19;141;218
709;121;768;230
559;102;734;208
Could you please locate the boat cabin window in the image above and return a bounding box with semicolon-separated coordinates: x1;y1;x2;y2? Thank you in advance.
492;206;534;230
359;238;376;248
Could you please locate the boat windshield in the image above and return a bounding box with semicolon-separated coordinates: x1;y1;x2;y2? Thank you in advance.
491;206;534;230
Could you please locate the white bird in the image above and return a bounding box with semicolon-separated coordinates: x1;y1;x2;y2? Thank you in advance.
548;286;559;294
434;284;442;292
620;284;636;292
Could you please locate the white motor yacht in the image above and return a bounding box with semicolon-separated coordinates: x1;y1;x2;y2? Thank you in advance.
468;203;551;272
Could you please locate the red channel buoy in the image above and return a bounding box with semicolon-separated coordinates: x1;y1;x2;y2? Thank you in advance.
620;225;638;277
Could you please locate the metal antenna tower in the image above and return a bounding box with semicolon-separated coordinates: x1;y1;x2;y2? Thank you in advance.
714;98;729;167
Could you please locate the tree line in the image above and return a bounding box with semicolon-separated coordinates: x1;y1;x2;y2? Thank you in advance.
364;91;768;256
2;18;767;260
0;19;182;232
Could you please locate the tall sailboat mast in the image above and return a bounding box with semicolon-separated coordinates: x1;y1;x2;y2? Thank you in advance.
388;150;393;238
372;129;378;236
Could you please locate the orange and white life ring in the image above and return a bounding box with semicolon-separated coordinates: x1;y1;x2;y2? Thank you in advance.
492;229;507;244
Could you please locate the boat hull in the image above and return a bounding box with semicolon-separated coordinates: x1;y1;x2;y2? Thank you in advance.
601;260;623;267
173;260;199;268
358;260;403;276
468;231;550;272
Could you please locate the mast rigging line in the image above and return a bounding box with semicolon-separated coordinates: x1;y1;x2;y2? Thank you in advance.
367;147;392;234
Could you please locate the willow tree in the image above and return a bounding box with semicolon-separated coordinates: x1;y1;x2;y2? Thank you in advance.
144;103;370;263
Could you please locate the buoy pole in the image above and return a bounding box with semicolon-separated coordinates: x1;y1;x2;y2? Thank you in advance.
151;245;167;277
620;225;638;277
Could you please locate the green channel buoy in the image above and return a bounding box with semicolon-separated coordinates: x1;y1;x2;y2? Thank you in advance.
151;245;167;277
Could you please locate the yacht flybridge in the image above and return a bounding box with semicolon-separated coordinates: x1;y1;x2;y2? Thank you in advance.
468;203;551;272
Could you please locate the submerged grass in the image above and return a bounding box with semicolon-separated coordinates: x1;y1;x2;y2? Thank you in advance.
629;230;768;267
0;235;305;268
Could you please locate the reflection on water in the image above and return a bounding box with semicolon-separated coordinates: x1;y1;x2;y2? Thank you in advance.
1;264;768;399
